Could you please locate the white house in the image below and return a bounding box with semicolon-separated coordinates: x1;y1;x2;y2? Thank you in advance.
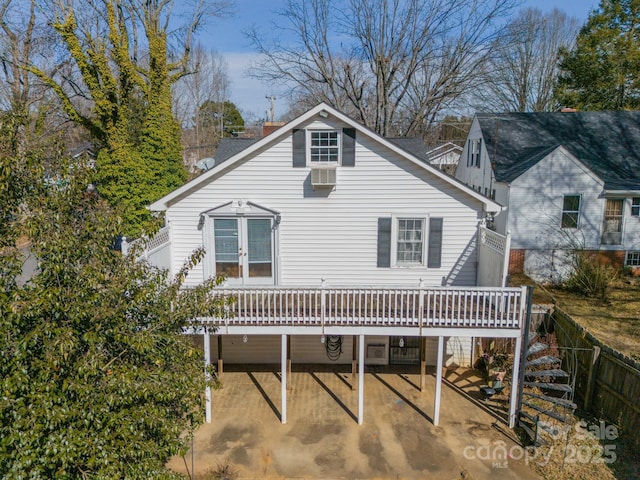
138;103;526;427
455;111;640;282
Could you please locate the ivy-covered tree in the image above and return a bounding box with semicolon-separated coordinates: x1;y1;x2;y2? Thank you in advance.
555;0;640;110
0;160;226;478
28;0;230;236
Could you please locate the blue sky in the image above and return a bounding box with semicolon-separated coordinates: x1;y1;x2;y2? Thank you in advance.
195;0;598;120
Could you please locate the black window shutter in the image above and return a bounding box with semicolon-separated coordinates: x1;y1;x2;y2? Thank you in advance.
428;218;443;268
467;139;471;167
342;128;356;167
292;129;306;167
377;217;392;268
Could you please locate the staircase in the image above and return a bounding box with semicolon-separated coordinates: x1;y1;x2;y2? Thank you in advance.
517;311;577;445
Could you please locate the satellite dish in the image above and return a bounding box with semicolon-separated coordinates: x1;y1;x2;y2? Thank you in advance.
196;157;216;171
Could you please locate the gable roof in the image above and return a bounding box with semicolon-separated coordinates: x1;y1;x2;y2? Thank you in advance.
476;111;640;190
150;103;501;211
213;138;259;164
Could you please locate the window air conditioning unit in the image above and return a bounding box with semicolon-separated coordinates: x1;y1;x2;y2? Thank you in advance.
311;166;337;187
367;344;386;359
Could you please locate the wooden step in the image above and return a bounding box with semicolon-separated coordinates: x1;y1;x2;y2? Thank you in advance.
526;355;562;367
524;369;569;378
523;391;576;410
524;381;573;393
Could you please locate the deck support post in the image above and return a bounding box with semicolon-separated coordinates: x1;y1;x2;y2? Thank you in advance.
217;335;223;380
287;335;292;391
351;336;357;391
420;337;427;392
433;336;444;426
204;330;212;424
358;334;365;425
281;334;287;424
509;334;523;429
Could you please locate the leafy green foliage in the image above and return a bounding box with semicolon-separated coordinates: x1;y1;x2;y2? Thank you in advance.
0;162;225;478
198;100;245;137
555;0;640;110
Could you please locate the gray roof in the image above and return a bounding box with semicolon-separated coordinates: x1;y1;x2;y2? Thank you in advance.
476;111;640;190
213;138;259;164
387;137;429;163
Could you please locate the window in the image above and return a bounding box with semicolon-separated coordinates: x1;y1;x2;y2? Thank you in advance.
468;139;481;167
309;130;339;163
561;195;581;228
632;197;640;216
396;218;424;265
602;198;624;245
626;252;640;267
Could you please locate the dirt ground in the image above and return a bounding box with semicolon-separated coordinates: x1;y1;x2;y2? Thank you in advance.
167;365;542;480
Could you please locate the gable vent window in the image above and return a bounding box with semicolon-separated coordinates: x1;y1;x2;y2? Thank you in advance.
467;139;481;167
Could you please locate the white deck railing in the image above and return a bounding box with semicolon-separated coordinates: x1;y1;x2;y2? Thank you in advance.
204;286;526;330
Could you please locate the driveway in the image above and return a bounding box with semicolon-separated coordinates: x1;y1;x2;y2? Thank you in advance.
167;365;541;480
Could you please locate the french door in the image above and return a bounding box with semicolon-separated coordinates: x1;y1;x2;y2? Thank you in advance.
213;217;274;284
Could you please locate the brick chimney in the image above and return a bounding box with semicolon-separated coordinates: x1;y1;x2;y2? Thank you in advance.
262;121;285;137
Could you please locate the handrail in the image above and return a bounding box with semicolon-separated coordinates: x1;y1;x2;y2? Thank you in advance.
203;286;525;330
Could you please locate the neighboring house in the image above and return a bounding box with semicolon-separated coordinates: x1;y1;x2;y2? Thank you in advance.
426;142;463;175
137;103;527;427
455;111;640;282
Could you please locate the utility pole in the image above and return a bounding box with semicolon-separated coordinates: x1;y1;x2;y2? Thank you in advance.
266;95;276;122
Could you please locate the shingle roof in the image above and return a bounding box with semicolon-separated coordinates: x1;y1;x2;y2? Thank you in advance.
213;138;259;164
477;111;640;190
387;137;429;163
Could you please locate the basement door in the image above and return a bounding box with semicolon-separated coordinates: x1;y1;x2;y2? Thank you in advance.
213;217;274;285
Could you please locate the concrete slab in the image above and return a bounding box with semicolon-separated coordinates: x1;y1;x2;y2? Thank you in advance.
168;365;541;479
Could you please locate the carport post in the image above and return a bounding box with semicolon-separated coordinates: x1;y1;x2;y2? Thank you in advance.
204;330;212;424
433;336;444;426
351;336;357;391
420;337;427;392
287;335;292;391
358;334;365;425
509;334;523;429
281;334;287;424
217;336;223;379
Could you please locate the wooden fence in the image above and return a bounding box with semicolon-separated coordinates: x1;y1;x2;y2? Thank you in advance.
553;308;640;446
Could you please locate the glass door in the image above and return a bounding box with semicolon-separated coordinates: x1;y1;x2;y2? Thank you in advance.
602;199;623;245
213;217;274;284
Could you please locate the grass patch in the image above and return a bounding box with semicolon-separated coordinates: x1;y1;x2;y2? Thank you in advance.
509;274;640;361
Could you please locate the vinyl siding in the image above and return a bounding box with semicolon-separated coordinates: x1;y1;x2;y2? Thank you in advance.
507;149;604;250
166;117;483;287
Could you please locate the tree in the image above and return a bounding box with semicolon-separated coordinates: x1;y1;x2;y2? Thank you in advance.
476;8;580;112
0;159;226;478
555;0;640;110
248;0;517;136
27;0;230;235
198;100;244;137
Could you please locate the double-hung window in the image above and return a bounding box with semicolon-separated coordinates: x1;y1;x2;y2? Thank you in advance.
468;139;481;167
309;130;340;164
632;197;640;216
396;218;424;266
561;195;581;229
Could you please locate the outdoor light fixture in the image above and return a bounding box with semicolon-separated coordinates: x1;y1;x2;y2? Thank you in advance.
242;334;248;343
399;337;405;348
